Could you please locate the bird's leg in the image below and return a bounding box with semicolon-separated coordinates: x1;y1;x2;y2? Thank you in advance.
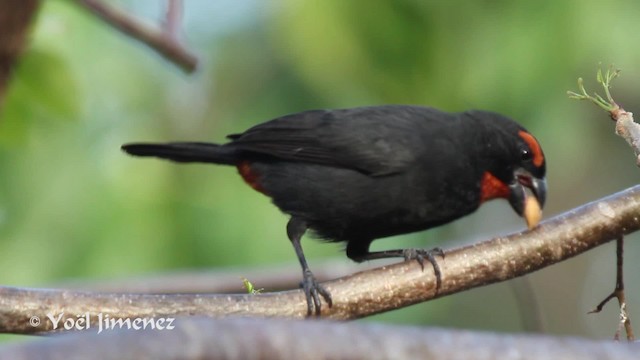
287;217;333;316
346;240;444;291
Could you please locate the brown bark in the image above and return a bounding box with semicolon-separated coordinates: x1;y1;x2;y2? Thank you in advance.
1;185;639;334
0;0;41;107
77;0;197;73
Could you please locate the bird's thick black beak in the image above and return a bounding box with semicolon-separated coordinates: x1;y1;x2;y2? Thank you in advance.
508;171;547;217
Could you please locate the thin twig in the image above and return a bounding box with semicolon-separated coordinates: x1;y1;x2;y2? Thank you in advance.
568;65;640;165
569;66;637;341
567;65;620;113
77;0;197;73
588;237;635;341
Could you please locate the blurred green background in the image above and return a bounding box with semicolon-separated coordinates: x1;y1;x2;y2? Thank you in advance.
1;0;639;339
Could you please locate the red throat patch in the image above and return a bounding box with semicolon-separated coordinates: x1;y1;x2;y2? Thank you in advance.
518;131;544;167
480;171;510;203
237;161;267;195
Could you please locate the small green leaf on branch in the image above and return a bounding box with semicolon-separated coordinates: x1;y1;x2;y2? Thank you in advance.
242;277;264;295
567;64;621;113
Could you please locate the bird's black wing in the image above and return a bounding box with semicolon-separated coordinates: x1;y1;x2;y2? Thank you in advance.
227;106;450;176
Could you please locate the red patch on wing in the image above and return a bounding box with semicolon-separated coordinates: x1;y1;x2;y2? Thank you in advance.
518;131;544;167
237;161;267;195
480;171;510;203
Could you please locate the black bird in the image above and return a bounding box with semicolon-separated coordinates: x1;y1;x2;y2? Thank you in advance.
122;105;547;315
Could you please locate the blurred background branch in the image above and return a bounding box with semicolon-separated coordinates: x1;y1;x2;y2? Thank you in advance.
1;318;639;360
77;0;197;73
0;0;41;109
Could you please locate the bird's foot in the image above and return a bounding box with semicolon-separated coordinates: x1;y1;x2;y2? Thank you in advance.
300;269;333;316
402;247;445;292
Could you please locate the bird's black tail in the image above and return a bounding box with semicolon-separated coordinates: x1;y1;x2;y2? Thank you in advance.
121;142;238;165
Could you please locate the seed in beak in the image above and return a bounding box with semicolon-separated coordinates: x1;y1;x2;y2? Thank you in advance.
524;195;542;229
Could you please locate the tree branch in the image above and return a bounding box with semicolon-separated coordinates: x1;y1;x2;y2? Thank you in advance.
2;185;640;334
569;66;638;340
77;0;197;73
0;317;639;360
568;65;640;164
589;236;635;341
613;110;640;166
163;0;182;39
0;0;41;107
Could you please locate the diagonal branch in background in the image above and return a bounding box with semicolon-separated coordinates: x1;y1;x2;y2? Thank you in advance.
2;185;640;335
77;0;197;73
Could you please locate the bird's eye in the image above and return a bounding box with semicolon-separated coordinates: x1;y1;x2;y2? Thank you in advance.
521;149;532;162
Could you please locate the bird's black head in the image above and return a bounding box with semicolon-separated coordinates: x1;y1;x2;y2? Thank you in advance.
465;110;547;228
